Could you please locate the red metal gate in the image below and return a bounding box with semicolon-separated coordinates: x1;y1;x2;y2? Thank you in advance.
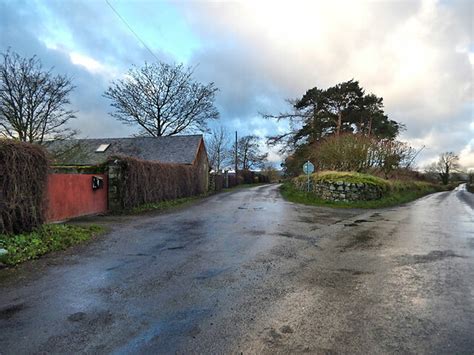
46;173;108;222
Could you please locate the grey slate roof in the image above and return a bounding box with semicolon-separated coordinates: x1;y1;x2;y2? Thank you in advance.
46;135;205;166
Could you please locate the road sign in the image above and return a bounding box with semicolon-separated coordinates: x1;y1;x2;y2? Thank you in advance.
303;161;314;175
303;161;314;192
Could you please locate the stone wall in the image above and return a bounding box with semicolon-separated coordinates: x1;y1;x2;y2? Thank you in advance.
294;179;383;202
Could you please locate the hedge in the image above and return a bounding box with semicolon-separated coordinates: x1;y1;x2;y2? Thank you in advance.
0;140;49;234
110;156;206;210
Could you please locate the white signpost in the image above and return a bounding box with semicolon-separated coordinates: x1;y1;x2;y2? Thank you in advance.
303;161;315;192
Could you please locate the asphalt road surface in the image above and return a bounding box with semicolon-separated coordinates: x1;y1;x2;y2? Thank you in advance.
1;184;473;354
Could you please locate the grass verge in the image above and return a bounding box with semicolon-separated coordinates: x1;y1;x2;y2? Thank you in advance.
0;224;105;266
281;180;445;209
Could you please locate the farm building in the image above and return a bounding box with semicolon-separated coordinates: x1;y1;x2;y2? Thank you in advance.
46;135;208;169
44;135;209;221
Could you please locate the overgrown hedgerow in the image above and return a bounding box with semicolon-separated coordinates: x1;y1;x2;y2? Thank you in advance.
111;156;206;210
0;140;49;234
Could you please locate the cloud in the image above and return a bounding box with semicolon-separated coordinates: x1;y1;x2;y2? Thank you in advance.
0;0;472;169
0;0;159;138
178;0;473;167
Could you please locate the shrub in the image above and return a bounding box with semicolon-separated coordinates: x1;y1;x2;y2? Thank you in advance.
0;140;49;234
110;156;206;210
306;134;415;176
0;224;103;265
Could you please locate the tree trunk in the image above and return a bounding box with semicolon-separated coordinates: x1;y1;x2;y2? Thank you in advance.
336;112;342;136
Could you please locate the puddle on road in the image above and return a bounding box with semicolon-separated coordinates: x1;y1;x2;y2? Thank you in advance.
115;308;211;354
344;219;373;227
277;232;315;243
167;246;185;250
194;267;231;280
245;230;267;237
0;303;24;320
337;268;373;276
397;250;465;265
339;231;376;251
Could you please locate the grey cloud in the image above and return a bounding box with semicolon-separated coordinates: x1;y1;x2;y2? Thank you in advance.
0;0;174;138
178;0;473;167
1;0;472;168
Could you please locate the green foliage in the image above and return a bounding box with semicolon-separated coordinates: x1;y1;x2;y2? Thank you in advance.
265;79;403;154
264;80;408;177
0;224;104;266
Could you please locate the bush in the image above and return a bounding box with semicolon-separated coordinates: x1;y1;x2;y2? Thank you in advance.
0;140;49;234
280;134;416;177
110;156;206;210
0;224;104;265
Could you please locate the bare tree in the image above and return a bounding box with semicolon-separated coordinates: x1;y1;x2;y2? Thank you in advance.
104;62;219;136
425;152;460;185
233;135;268;170
206;126;231;172
0;50;76;143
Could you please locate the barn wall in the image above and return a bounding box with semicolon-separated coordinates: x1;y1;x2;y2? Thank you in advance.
46;173;108;222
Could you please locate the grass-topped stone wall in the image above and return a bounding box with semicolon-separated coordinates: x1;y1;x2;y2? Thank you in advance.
0;140;49;234
287;171;444;208
293;171;388;202
108;156;206;211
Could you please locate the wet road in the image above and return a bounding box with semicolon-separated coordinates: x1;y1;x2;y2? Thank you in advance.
1;184;473;354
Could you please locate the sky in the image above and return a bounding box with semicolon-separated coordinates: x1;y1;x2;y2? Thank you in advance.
0;0;473;169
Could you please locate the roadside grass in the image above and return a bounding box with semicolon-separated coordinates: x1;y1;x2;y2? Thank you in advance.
281;174;447;209
0;224;105;266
